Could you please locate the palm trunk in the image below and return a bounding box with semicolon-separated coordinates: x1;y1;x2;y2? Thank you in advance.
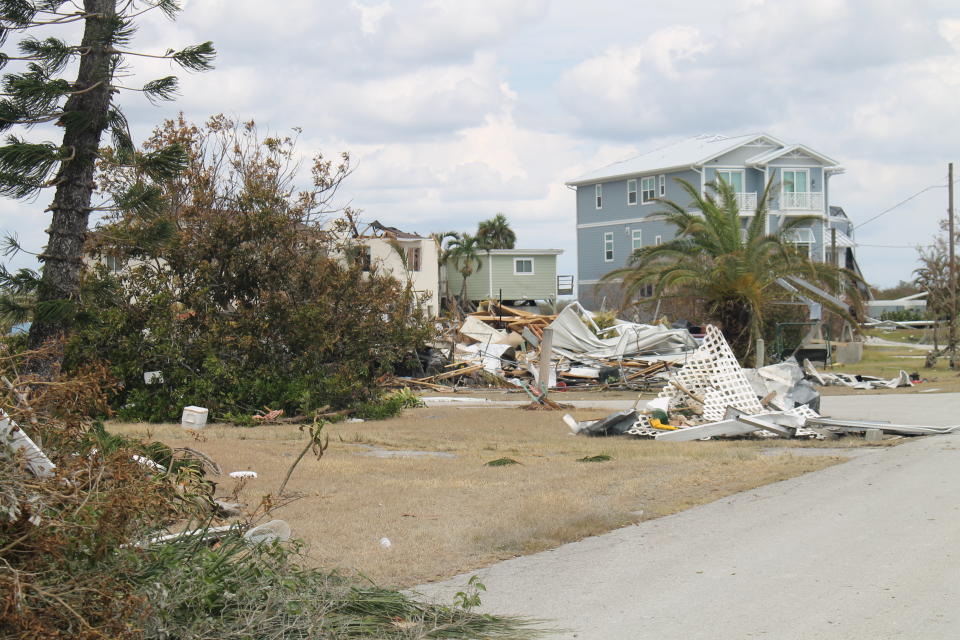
714;298;754;365
26;0;117;378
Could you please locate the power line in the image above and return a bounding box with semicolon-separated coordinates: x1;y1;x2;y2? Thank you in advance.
856;243;923;249
853;180;949;230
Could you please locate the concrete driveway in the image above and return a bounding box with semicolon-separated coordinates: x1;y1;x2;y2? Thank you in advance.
415;393;960;639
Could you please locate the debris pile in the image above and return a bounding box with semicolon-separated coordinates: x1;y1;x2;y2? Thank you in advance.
801;360;913;390
395;301;698;392
566;325;958;441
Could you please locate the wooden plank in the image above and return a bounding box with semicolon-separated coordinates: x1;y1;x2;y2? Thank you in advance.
427;364;484;382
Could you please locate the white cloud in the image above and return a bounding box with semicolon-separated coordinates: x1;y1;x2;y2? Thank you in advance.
3;0;959;289
353;1;393;35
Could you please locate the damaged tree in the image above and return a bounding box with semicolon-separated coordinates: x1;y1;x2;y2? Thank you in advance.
71;115;432;421
0;1;214;378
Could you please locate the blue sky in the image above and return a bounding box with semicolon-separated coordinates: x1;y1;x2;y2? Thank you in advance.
4;0;960;288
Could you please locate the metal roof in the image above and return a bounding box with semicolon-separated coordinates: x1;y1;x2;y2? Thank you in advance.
566;133;783;186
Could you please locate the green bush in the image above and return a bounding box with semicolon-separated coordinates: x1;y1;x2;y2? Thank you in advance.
353;388;424;420
66;116;433;422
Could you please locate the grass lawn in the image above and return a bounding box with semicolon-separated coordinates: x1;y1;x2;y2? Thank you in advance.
110;406;889;588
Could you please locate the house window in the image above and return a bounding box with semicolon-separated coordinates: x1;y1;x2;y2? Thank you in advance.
631;229;643;252
603;232;614;262
641;177;656;203
361;246;371;272
655;235;662;245
627;179;637;205
595;184;603;209
781;169;809;193
784;228;815;258
104;255;122;273
658;174;666;197
406;246;421;271
781;168;809;209
716;169;744;193
514;258;534;275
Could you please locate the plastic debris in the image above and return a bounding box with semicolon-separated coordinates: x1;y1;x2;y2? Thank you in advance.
181;405;209;429
244;519;291;544
229;470;258;479
379;537;392;549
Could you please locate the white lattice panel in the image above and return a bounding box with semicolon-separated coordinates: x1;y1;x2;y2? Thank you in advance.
658;325;764;421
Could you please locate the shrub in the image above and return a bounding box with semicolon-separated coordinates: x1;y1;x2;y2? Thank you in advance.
67;115;433;421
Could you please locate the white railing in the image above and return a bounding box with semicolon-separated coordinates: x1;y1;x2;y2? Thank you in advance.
780;192;824;211
734;192;757;212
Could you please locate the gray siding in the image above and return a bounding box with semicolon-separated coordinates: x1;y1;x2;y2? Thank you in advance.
576;168;696;286
573;138;848;307
707;142;779;166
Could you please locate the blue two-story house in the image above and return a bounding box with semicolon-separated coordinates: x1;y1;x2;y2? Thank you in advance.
566;133;865;310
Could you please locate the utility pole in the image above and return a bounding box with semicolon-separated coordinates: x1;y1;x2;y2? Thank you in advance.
949;162;957;368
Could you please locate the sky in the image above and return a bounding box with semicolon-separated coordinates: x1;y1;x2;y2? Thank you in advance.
4;0;960;288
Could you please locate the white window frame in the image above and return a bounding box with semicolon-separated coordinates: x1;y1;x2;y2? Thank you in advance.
781;168;809;194
603;232;614;263
658;174;666;197
641;176;656;203
716;169;745;193
513;257;535;275
627;179;637;205
595;183;603;209
784;227;815;258
655;235;662;245
631;229;643;252
104;255;122;273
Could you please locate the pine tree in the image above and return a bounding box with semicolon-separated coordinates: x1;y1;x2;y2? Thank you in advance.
0;0;214;377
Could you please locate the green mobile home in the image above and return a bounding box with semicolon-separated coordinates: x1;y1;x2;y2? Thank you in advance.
445;249;563;304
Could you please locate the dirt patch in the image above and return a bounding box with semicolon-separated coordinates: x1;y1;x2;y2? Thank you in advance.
110;407;874;588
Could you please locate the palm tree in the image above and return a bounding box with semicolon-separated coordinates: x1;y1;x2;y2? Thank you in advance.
476;213;516;250
603;178;861;363
444;232;484;310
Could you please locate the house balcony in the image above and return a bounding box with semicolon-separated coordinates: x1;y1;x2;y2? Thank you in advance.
779;192;824;211
734;192;757;212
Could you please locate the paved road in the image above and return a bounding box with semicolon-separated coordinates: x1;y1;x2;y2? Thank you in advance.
415;394;960;639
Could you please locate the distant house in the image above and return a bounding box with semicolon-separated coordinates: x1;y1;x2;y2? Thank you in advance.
866;292;928;319
566;133;866;309
354;220;441;317
444;249;563;305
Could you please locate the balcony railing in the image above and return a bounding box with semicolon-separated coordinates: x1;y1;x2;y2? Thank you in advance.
780;192;824;211
734;192;757;212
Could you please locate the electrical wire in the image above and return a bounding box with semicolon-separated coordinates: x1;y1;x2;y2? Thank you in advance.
853;181;948;230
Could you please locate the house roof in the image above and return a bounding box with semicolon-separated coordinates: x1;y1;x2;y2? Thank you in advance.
357;220;427;240
486;249;564;256
566;133;784;186
744;144;841;169
829;205;848;218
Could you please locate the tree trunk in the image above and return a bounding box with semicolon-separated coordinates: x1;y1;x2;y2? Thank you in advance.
714;298;754;365
26;0;117;378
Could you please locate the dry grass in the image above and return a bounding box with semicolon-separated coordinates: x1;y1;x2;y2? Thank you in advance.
110;407;872;588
